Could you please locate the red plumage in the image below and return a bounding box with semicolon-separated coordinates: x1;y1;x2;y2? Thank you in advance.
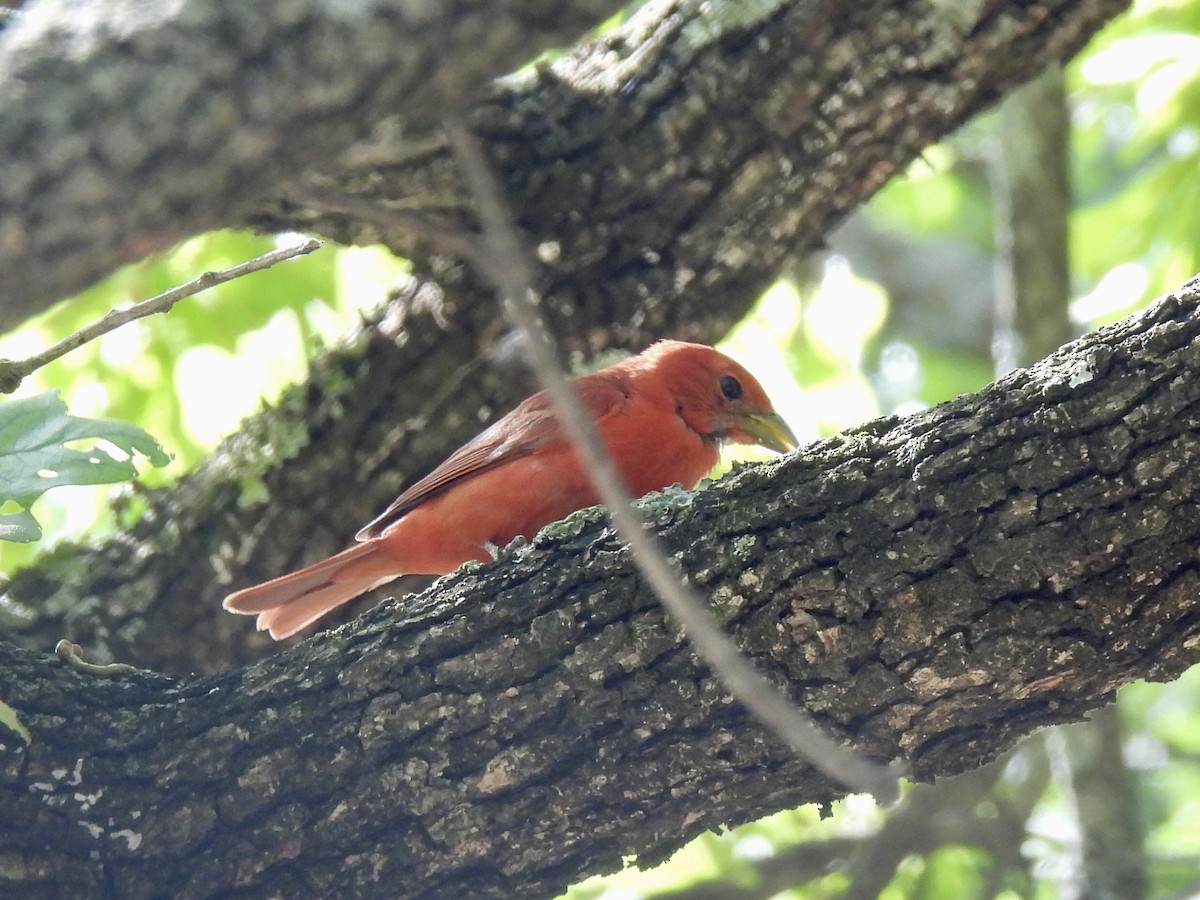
223;341;796;639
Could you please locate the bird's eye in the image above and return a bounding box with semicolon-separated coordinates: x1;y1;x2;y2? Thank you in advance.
719;375;743;400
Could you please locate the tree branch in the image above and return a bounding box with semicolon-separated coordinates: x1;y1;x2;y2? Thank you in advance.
444;116;899;801
5;276;1200;898
0;0;621;323
1;0;1129;329
0;238;320;393
255;0;1130;345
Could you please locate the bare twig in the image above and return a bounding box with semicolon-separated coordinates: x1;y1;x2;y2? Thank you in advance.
443;118;902;804
0;237;322;393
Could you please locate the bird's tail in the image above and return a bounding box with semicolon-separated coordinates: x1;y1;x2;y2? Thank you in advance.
222;542;398;640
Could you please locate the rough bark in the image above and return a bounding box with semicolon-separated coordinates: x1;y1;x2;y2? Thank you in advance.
991;68;1149;900
2;0;1126;330
5;276;1200;899
0;0;1160;894
0;0;1131;677
0;0;622;323
258;0;1128;348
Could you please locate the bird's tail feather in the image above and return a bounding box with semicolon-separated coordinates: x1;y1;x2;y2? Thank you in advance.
222;542;398;640
252;575;395;640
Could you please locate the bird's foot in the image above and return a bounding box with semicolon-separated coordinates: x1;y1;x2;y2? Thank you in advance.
482;535;529;562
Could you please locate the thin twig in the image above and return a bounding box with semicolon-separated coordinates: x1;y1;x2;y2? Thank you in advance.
443;118;902;804
0;237;323;393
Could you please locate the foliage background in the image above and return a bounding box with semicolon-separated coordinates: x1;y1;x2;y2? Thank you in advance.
3;0;1199;896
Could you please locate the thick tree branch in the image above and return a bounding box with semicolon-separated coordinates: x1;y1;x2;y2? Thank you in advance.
444;114;897;800
0;0;620;323
0;0;1128;329
5;277;1200;898
261;0;1130;345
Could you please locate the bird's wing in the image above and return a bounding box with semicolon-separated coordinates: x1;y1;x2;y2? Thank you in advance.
355;375;630;540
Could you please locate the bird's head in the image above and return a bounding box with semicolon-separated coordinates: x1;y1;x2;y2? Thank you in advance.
635;341;798;454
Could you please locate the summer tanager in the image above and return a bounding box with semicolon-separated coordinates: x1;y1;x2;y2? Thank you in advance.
223;340;797;639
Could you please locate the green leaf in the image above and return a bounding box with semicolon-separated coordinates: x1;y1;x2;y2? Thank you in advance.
0;507;43;542
0;392;170;543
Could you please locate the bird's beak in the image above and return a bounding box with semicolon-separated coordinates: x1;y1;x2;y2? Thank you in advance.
739;412;798;454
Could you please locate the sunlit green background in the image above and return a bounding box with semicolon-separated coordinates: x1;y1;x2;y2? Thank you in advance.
3;0;1199;895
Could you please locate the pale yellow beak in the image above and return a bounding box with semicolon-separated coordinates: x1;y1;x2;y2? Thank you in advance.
740;411;798;454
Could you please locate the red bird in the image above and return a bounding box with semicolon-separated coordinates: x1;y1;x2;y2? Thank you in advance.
223;340;797;639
